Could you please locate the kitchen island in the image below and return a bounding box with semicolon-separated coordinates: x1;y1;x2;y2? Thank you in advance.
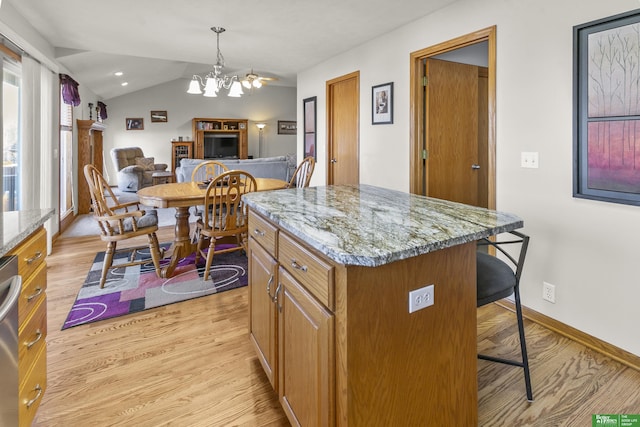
243;185;522;426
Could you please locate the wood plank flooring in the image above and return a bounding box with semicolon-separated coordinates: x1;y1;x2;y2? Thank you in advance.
34;227;640;426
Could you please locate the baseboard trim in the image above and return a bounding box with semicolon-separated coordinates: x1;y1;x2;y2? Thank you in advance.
496;300;640;372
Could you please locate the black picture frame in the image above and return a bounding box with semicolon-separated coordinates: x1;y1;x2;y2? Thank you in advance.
303;96;317;159
574;9;640;206
372;82;393;125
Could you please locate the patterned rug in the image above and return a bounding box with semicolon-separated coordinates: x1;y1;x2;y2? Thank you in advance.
62;243;247;329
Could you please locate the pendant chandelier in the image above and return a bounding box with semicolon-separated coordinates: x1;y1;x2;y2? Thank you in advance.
187;27;244;98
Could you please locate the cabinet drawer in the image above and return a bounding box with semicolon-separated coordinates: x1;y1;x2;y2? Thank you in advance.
19;345;46;427
12;227;47;281
249;212;278;256
19;297;47;374
278;232;334;310
19;262;47;326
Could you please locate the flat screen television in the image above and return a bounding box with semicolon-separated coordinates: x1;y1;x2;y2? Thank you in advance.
203;133;239;158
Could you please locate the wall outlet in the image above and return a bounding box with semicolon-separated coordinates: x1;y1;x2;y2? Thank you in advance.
521;152;539;168
543;282;556;303
409;284;434;313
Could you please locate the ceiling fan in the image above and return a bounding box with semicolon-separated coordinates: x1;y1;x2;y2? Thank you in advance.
241;69;278;90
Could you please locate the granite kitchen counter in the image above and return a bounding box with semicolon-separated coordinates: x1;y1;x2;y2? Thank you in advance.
243;184;523;267
0;208;55;257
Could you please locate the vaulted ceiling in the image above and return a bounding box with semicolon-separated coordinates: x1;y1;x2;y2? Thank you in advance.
5;0;458;99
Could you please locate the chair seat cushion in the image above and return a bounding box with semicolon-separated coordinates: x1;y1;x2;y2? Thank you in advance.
476;251;516;307
122;210;158;232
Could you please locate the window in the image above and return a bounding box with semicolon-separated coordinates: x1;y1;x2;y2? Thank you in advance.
2;54;21;211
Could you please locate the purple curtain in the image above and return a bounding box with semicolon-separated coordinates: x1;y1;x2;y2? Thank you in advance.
59;74;81;106
97;101;108;120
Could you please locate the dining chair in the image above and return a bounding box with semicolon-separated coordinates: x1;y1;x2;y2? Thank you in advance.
287;156;315;188
477;230;533;401
83;164;164;288
194;170;257;281
191;160;229;182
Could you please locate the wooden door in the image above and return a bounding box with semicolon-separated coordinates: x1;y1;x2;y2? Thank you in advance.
278;267;334;427
248;240;278;390
425;58;479;206
327;71;359;185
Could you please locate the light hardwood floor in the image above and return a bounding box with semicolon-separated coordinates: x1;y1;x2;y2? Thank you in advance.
34;227;640;426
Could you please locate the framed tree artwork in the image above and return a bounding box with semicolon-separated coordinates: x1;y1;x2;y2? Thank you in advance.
304;96;317;159
574;9;640;205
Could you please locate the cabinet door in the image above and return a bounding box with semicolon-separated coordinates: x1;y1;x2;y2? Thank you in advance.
194;131;204;158
248;239;278;390
278;267;334;427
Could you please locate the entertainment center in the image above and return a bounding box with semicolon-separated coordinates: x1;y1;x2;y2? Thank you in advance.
170;118;249;177
192;117;248;160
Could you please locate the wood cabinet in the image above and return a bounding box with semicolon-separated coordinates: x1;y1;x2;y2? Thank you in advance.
191;118;248;159
77;119;106;214
248;209;478;425
278;266;334;426
11;226;48;427
248;211;335;426
171;141;194;175
248;238;278;389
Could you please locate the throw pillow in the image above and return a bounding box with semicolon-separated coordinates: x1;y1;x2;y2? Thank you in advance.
135;157;155;171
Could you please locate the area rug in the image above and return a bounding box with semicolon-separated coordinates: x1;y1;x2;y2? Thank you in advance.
62;243;247;329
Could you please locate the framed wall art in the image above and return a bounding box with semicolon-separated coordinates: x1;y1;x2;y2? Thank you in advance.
372;82;393;124
574;9;640;205
126;118;144;130
303;96;317;159
150;110;168;122
278;120;297;135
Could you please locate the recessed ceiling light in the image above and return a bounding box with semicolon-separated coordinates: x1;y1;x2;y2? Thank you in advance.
114;71;123;76
121;82;128;86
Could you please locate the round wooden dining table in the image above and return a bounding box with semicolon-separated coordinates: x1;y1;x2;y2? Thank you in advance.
137;178;288;277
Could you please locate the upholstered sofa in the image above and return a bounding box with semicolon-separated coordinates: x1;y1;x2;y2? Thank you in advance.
111;147;168;192
175;156;294;183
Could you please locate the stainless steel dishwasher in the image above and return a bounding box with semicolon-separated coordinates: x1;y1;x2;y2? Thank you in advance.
0;255;22;427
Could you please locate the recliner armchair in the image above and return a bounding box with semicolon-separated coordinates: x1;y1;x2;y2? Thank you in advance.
111;147;168;192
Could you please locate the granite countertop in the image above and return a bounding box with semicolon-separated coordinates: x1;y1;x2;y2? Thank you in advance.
243;184;523;267
0;209;56;257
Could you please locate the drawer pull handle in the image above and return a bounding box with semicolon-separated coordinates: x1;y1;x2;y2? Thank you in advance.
25;330;43;349
26;384;43;408
27;287;44;302
274;282;283;312
253;228;266;237
266;274;274;299
26;251;43;265
290;259;308;272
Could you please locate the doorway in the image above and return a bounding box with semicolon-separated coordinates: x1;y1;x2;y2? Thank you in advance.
326;71;360;185
409;26;496;210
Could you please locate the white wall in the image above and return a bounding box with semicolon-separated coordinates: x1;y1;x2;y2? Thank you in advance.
102;80;297;184
298;0;640;356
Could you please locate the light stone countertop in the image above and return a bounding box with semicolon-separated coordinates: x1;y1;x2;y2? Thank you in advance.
243;185;523;267
0;209;55;257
